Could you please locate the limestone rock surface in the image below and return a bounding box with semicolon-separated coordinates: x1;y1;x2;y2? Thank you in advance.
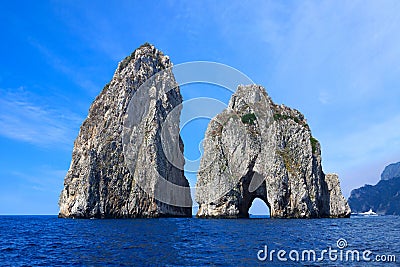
195;85;350;218
59;43;192;218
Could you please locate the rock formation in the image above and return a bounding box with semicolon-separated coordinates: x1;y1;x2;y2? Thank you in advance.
195;85;350;218
381;161;400;181
59;43;192;218
348;162;400;215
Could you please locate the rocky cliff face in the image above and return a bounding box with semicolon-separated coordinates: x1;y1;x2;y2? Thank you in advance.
59;43;192;218
348;162;400;215
195;85;350;218
325;174;351;217
381;162;400;180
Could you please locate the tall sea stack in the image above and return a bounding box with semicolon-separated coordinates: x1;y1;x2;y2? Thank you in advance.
196;85;350;218
59;43;192;218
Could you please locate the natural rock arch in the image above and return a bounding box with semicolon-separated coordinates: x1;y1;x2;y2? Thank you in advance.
248;197;271;217
236;173;270;218
195;85;351;219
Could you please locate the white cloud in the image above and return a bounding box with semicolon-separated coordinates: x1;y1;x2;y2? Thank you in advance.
0;88;82;147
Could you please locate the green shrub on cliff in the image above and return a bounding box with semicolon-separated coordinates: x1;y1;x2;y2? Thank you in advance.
310;136;318;154
241;113;256;125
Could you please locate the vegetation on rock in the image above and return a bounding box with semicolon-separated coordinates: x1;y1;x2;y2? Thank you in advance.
241;113;257;125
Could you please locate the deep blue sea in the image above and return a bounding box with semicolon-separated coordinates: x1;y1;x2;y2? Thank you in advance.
0;215;399;266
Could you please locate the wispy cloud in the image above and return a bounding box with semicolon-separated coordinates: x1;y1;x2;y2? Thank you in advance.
0;166;67;214
10;167;66;193
205;1;400;191
324;114;400;171
51;3;129;62
29;39;101;95
281;1;400;184
318;91;330;105
0;87;82;147
322;114;400;197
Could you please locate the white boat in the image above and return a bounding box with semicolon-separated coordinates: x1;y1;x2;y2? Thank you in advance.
359;209;378;216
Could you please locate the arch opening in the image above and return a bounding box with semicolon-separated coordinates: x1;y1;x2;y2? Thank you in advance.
248;197;270;219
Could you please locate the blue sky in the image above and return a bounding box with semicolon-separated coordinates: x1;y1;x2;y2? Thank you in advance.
1;1;400;215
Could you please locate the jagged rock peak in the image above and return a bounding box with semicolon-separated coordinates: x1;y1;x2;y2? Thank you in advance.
196;84;350;218
116;42;171;73
59;43;191;218
381;161;400;180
